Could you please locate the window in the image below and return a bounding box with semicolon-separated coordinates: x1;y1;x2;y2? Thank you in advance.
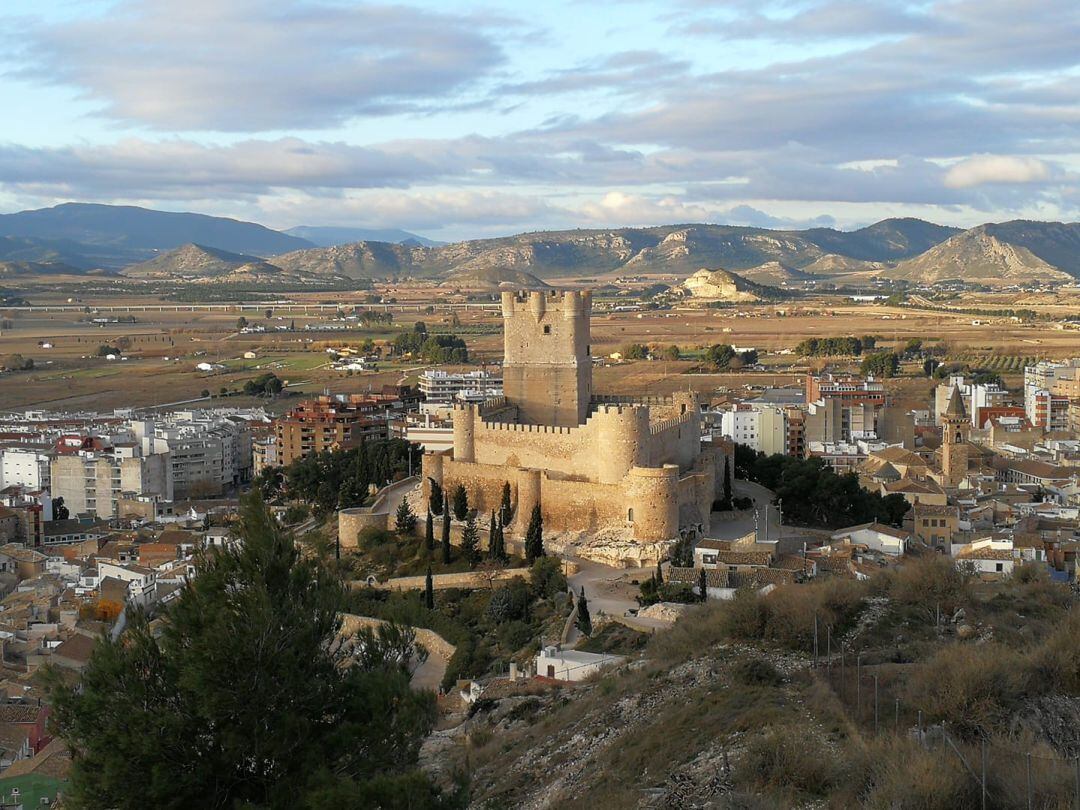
995;563;1004;572
543;325;551;334
627;508;634;522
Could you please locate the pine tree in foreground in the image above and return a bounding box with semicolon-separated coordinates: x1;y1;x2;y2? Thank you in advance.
45;493;442;808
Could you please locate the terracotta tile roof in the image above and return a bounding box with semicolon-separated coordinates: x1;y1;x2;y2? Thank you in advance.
956;547;1015;561
52;633;96;665
0;703;42;724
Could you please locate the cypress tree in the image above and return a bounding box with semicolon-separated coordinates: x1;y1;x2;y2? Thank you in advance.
460;512;480;568
441;495;451;565
429;481;443;516
424;511;434;552
499;481;513;525
576;588;592;637
451;484;469;521
698;567;708;602
487;511;497;559
494;518;506;563
424;566;435;610
655;560;664;585
524;504;544;563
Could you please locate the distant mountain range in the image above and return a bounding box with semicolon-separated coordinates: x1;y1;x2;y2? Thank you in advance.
284;225;441;248
0;203;1078;288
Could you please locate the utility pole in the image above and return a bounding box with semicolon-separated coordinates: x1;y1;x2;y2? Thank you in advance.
873;674;879;735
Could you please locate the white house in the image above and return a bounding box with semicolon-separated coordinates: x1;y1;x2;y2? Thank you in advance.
951;537;1016;577
830;522;911;557
97;561;158;607
535;646;624;682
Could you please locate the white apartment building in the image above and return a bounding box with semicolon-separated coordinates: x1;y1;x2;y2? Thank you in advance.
130;411;257;498
50;446;173;519
418;369;502;406
1024;360;1080;426
0;448;52;491
720;406;760;450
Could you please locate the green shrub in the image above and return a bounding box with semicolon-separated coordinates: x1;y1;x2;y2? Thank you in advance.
737;725;846;798
904;643;1028;736
732;658;783;687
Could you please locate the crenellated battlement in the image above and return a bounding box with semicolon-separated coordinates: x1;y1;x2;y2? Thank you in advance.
477;420;576;435
649;411;694;436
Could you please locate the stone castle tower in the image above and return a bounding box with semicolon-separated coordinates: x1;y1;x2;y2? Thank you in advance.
501;290;592;427
941;385;969;486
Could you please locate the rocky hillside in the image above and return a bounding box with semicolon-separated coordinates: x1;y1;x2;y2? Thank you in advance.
1;203;1078;287
443;265;549;290
681;267;783;301
433;559;1080;808
880;227;1074;284
123;244;280;279
736;260;815;286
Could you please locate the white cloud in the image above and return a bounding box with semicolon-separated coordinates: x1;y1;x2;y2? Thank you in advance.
11;0;505;131
944;155;1053;189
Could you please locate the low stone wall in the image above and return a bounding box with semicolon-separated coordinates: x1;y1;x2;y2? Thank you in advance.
355;568;532;592
338;614;456;663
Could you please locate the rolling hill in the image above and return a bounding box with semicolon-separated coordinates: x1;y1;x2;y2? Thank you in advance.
879;227;1074;285
736;261;815;286
442;265;549;290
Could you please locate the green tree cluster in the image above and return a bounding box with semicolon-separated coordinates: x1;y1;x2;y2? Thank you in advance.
738;450;909;529
267;439;418;515
242;372;284;397
860;351;901;378
705;344;758;370
620;343;649;360
795;336;868;357
393;332;468;363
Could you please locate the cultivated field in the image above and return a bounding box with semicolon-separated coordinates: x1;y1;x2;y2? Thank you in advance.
2;284;1079;412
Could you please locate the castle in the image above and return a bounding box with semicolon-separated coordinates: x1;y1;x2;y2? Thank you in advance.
422;290;731;558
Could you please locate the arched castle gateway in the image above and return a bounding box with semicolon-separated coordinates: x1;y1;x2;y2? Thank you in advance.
422;290;732;555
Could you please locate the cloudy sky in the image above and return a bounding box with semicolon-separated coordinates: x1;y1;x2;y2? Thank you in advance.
0;0;1078;239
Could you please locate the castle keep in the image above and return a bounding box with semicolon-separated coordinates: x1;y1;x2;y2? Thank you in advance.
422;290;730;549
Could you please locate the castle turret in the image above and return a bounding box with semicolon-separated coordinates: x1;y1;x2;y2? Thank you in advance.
501;289;592;427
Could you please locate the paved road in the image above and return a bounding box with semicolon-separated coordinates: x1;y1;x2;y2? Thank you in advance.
708;479;783;542
565;557;672;637
371;475;421;519
410;649;448;692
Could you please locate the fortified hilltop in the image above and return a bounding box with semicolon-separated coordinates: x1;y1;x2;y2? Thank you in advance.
422;289;732;562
